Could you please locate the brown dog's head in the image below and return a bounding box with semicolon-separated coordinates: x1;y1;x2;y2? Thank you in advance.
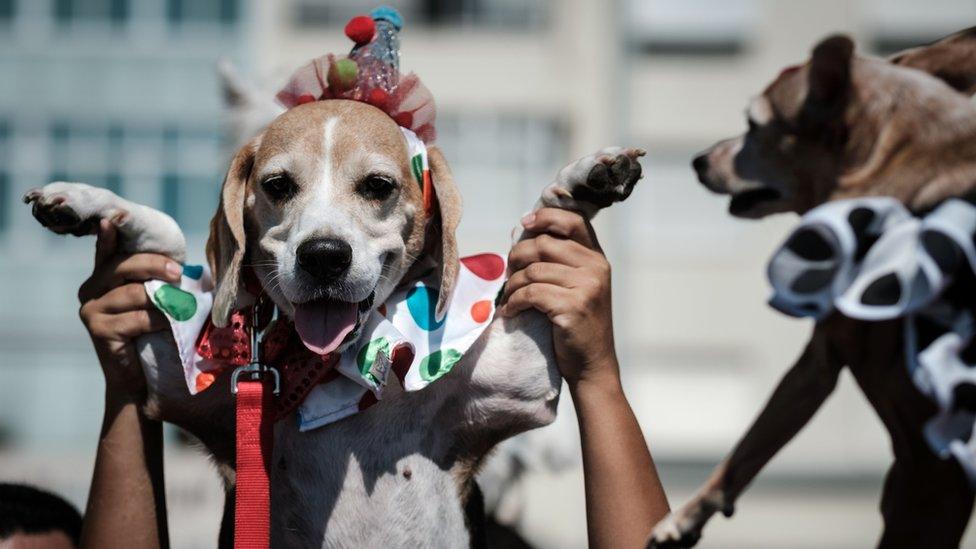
205;99;460;355
693;28;976;219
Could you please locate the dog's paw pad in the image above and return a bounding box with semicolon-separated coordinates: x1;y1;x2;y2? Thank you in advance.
563;148;644;209
24;185;106;237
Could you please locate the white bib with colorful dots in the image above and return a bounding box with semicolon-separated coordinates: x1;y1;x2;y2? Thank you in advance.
145;253;507;432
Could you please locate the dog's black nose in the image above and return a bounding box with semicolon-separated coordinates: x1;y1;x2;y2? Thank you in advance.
692;153;709;175
297;238;353;281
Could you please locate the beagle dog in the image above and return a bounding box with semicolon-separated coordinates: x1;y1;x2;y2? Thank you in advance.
651;28;976;548
24;98;644;546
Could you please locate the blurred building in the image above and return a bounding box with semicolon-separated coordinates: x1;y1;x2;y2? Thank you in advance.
1;0;975;547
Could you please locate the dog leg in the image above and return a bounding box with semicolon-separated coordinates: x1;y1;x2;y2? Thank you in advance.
877;455;975;548
648;323;844;548
23;181;186;262
536;146;645;219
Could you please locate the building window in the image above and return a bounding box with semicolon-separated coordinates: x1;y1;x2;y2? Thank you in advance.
433;111;565;252
167;0;238;26
864;0;976;55
627;0;756;56
294;0;546;29
0;120;8;233
54;0;128;25
0;0;15;22
161;127;222;235
48;121;123;196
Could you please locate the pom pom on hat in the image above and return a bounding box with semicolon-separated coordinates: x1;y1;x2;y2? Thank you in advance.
328;58;359;91
370;6;403;30
345;15;376;45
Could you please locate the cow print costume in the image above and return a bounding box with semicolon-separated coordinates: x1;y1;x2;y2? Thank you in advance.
768;197;976;482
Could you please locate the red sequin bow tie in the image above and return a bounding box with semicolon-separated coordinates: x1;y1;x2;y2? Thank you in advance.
195;308;340;420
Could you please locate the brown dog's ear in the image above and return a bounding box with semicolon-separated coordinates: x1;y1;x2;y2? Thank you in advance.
426;146;461;318
808;34;855;106
207;135;260;327
890;27;976;95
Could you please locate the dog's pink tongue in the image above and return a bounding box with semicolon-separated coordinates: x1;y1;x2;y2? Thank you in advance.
293;300;358;355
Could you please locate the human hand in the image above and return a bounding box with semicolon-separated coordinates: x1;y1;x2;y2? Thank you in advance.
78;219;181;396
500;208;620;393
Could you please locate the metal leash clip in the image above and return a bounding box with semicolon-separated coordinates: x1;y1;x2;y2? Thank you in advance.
231;300;281;395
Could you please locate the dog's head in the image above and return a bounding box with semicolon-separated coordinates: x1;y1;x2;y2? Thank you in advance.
205;99;460;355
694;27;976;219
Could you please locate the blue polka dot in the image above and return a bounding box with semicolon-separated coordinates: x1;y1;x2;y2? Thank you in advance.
406;285;444;331
182;264;204;280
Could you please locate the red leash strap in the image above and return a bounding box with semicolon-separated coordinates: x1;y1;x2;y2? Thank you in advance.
232;297;280;549
235;378;274;548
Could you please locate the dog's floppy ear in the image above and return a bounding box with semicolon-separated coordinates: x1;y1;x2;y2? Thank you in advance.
207;135;260;327
890;27;976;95
426;145;461;318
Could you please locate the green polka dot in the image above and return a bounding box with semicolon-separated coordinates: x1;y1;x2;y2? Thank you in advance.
420;348;463;382
182;264;204;280
357;337;391;384
153;284;197;321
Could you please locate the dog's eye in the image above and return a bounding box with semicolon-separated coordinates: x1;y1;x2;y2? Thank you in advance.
262;174;297;201
358;175;396;201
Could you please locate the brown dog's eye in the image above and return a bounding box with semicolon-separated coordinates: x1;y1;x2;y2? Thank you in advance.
262;174;297;201
358;175;396;201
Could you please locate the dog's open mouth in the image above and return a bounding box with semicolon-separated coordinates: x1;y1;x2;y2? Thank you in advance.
292;292;375;355
729;188;781;216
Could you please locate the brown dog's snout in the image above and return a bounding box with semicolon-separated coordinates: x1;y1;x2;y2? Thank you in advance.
297;238;353;282
692;153;710;179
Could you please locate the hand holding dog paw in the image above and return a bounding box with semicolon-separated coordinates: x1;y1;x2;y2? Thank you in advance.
501;207;620;393
78;219;180;397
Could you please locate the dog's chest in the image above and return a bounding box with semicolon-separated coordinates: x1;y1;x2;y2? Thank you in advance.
270;391;472;548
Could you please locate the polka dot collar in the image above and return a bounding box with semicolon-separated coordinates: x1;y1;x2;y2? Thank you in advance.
145;252;507;432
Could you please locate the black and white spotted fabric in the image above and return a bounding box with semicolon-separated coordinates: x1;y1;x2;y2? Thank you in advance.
768;197;976;483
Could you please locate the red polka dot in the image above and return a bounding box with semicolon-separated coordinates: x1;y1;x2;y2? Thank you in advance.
470;300;492;323
196;372;216;393
461;254;505;280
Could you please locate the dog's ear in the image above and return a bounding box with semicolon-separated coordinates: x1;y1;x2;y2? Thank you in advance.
890;27;976;95
426;146;461;318
808;34;855;106
207;135;260;327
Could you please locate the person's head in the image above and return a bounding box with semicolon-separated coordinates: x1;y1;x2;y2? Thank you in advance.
0;483;81;549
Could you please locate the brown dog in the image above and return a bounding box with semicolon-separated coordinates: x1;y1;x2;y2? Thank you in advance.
650;28;976;548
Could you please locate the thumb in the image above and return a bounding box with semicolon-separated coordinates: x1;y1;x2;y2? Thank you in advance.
94;218;118;267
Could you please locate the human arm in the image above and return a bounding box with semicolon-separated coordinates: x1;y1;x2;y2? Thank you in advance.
77;220;181;549
500;208;670;548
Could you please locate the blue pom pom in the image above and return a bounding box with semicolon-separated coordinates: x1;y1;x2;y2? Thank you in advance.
370;6;403;30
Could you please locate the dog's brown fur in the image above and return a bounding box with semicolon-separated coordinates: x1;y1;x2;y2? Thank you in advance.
652;29;976;548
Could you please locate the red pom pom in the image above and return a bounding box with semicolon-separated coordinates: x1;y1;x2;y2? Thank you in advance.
366;88;390;109
394;112;413;129
345;15;376;45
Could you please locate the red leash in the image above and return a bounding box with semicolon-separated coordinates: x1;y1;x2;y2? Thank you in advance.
231;301;280;549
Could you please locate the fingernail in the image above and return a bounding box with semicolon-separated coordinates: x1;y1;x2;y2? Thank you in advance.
166;262;182;278
521;212;535;227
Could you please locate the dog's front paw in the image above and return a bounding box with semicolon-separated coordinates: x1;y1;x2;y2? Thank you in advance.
24;182;128;236
544;147;645;216
646;490;728;549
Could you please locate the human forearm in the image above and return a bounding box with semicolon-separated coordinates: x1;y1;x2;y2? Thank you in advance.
572;366;669;549
81;358;168;548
